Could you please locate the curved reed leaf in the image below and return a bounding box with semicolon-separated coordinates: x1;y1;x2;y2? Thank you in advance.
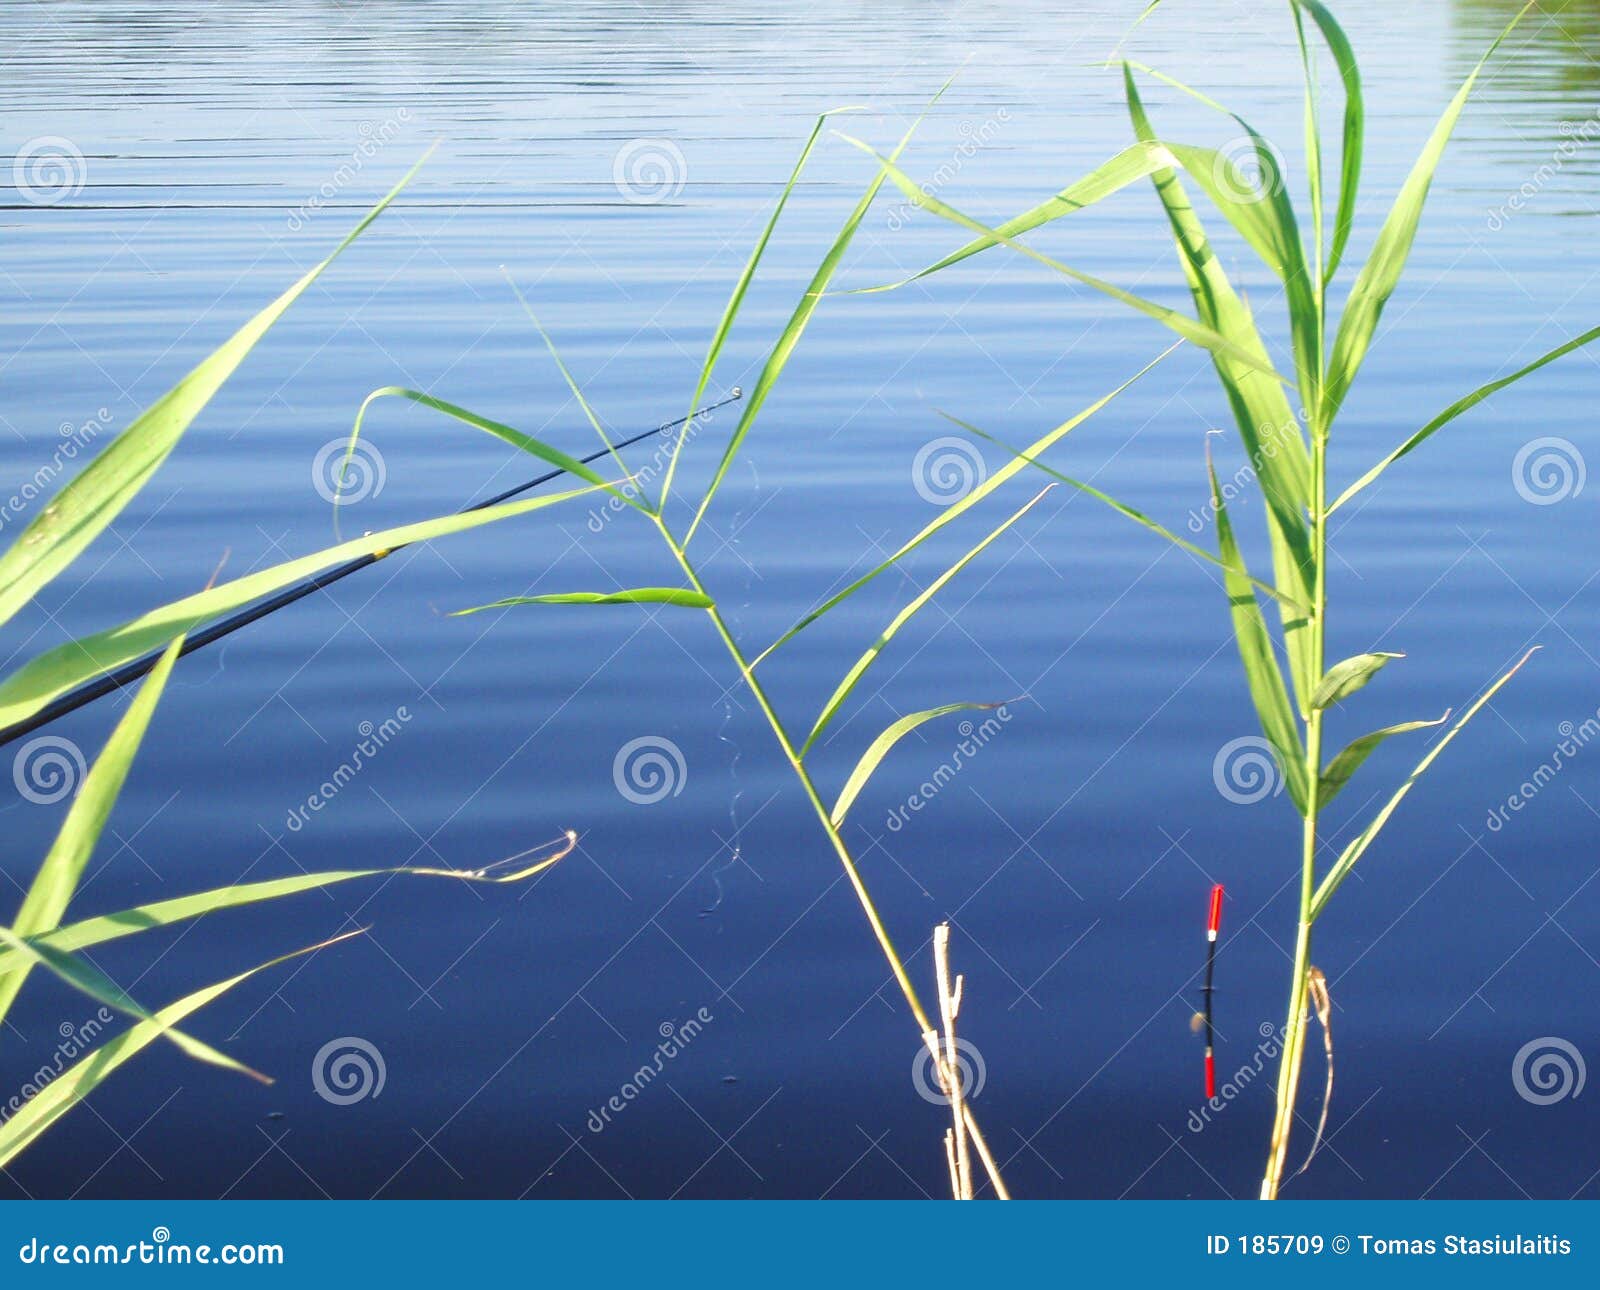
0;927;265;1084
347;386;638;510
1310;651;1402;710
842;136;1291;385
802;487;1052;757
751;348;1173;668
1318;714;1446;808
1292;0;1364;282
1209;446;1307;813
455;588;713;612
0;483;603;733
685;94;944;547
0;639;185;1027
0;930;364;1168
1310;648;1538;919
0;153;428;630
0;835;575;981
830;703;1005;827
1329;323;1600;513
1323;4;1531;421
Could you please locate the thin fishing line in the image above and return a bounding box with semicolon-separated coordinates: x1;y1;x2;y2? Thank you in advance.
0;389;743;751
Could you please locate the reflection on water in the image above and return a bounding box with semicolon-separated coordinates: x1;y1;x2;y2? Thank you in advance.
1;1;1598;1199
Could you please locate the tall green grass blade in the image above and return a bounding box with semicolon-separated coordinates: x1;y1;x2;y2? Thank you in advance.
1290;3;1327;297
0;930;362;1169
0;483;602;733
1123;71;1318;712
1317;714;1446;808
801;487;1051;757
1209;448;1308;813
1310;648;1538;920
0;927;266;1084
1323;5;1530;421
685;98;943;547
830;702;1004;827
1293;0;1363;282
1329;323;1600;513
750;348;1173;668
347;386;639;511
0;154;427;630
455;588;713;612
1310;651;1402;710
845;137;1291;384
949;415;1308;612
0;836;574;981
0;639;184;1027
661;109;858;508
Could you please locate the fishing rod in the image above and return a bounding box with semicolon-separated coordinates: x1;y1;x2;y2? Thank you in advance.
0;388;742;751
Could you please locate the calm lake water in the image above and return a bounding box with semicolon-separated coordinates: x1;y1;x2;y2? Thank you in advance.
1;0;1597;1199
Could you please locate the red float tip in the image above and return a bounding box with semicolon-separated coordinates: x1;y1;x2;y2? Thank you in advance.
1204;1050;1216;1099
1207;883;1225;936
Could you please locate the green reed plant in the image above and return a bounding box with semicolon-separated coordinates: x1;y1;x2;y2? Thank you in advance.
0;159;583;1166
850;0;1600;1197
341;101;1201;1198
